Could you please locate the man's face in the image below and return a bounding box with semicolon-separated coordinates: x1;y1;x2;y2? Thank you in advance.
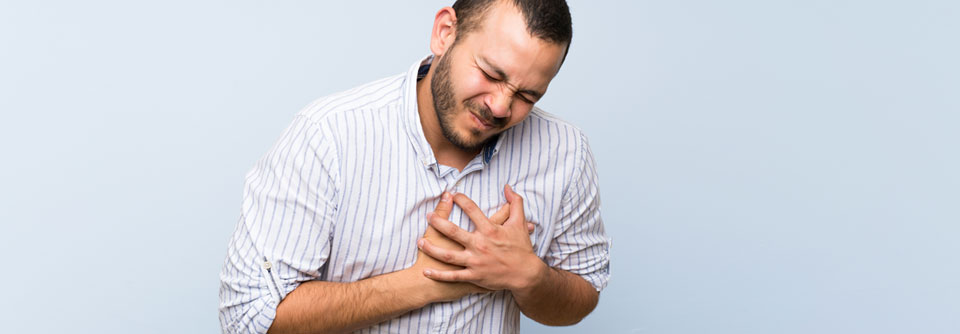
430;3;567;152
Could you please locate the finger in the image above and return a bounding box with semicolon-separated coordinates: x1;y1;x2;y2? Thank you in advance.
422;225;464;250
433;192;454;220
422;225;442;239
427;212;472;245
423;268;477;283
504;184;525;228
527;222;535;235
489;202;511;226
418;239;469;266
452;193;493;233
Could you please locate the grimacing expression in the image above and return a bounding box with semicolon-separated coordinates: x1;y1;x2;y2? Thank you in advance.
428;3;568;152
430;44;507;152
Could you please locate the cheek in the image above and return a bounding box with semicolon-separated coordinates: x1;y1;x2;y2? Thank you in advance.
463;78;492;100
449;68;489;99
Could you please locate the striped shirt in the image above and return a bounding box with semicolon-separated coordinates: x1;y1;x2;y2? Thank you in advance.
219;55;610;334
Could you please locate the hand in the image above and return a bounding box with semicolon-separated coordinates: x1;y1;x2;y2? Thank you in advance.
421;193;510;261
408;192;510;301
418;185;547;292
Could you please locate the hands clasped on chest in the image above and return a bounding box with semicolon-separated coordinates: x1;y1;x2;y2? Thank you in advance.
409;184;545;302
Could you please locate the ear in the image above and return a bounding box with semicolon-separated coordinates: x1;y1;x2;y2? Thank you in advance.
429;7;458;57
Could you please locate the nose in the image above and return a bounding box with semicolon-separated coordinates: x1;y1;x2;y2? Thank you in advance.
484;91;512;119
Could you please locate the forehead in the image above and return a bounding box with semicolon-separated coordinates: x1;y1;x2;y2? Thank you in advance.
459;3;567;89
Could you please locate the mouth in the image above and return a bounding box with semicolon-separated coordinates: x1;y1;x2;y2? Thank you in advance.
469;111;493;131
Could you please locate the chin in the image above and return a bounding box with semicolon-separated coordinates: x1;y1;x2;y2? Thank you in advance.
449;129;490;152
458;132;487;148
443;111;499;151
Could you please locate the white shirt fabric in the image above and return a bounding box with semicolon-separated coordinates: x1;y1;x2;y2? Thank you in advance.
219;56;611;334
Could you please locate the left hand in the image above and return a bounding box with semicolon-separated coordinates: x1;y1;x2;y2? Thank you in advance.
417;184;547;292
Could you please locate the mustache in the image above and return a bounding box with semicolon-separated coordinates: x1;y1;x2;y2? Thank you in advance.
465;100;508;128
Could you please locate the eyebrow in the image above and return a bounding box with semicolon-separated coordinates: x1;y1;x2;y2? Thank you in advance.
479;56;545;100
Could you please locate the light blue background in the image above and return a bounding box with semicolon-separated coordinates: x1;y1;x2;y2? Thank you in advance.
1;1;958;333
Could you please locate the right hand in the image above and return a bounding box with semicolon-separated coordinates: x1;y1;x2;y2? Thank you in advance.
411;192;525;302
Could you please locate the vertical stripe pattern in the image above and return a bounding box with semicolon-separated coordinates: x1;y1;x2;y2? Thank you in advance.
219;56;611;334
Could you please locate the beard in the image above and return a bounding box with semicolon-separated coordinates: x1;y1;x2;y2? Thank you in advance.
430;49;507;152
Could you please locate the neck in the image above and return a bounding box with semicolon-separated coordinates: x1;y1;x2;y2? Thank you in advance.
416;68;481;171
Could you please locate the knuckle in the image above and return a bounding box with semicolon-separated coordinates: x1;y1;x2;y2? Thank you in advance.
421;242;435;253
443;224;459;236
445;227;459;239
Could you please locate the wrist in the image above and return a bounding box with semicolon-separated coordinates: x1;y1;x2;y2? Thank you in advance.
510;254;549;297
397;267;437;307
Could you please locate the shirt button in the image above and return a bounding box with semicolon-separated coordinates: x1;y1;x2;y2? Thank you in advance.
262;261;272;270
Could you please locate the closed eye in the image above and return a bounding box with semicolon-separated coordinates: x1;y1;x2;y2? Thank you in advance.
481;70;501;82
479;65;538;104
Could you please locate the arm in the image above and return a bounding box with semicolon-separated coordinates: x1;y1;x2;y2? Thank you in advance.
511;259;599;325
516;134;610;325
271;273;421;334
269;257;470;334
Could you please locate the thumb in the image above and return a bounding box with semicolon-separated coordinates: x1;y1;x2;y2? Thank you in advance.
433;192;454;220
489;202;511;226
503;184;525;228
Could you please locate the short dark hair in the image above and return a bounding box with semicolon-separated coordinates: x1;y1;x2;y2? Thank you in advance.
452;0;573;46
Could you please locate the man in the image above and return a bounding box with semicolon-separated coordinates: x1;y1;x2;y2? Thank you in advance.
219;0;610;333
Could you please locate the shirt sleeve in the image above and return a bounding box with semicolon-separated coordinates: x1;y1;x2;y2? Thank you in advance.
218;115;340;334
545;131;611;293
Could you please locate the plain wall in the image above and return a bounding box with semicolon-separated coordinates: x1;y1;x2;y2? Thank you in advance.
1;0;958;333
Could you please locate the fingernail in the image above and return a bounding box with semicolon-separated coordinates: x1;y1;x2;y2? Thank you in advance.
418;239;425;248
424;269;432;276
441;192;451;202
426;212;434;219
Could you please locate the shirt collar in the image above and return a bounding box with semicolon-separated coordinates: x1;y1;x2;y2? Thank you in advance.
400;55;438;169
400;55;502;170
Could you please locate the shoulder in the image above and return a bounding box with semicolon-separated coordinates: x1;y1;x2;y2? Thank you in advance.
528;107;585;135
296;73;407;124
508;106;590;151
495;106;593;178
